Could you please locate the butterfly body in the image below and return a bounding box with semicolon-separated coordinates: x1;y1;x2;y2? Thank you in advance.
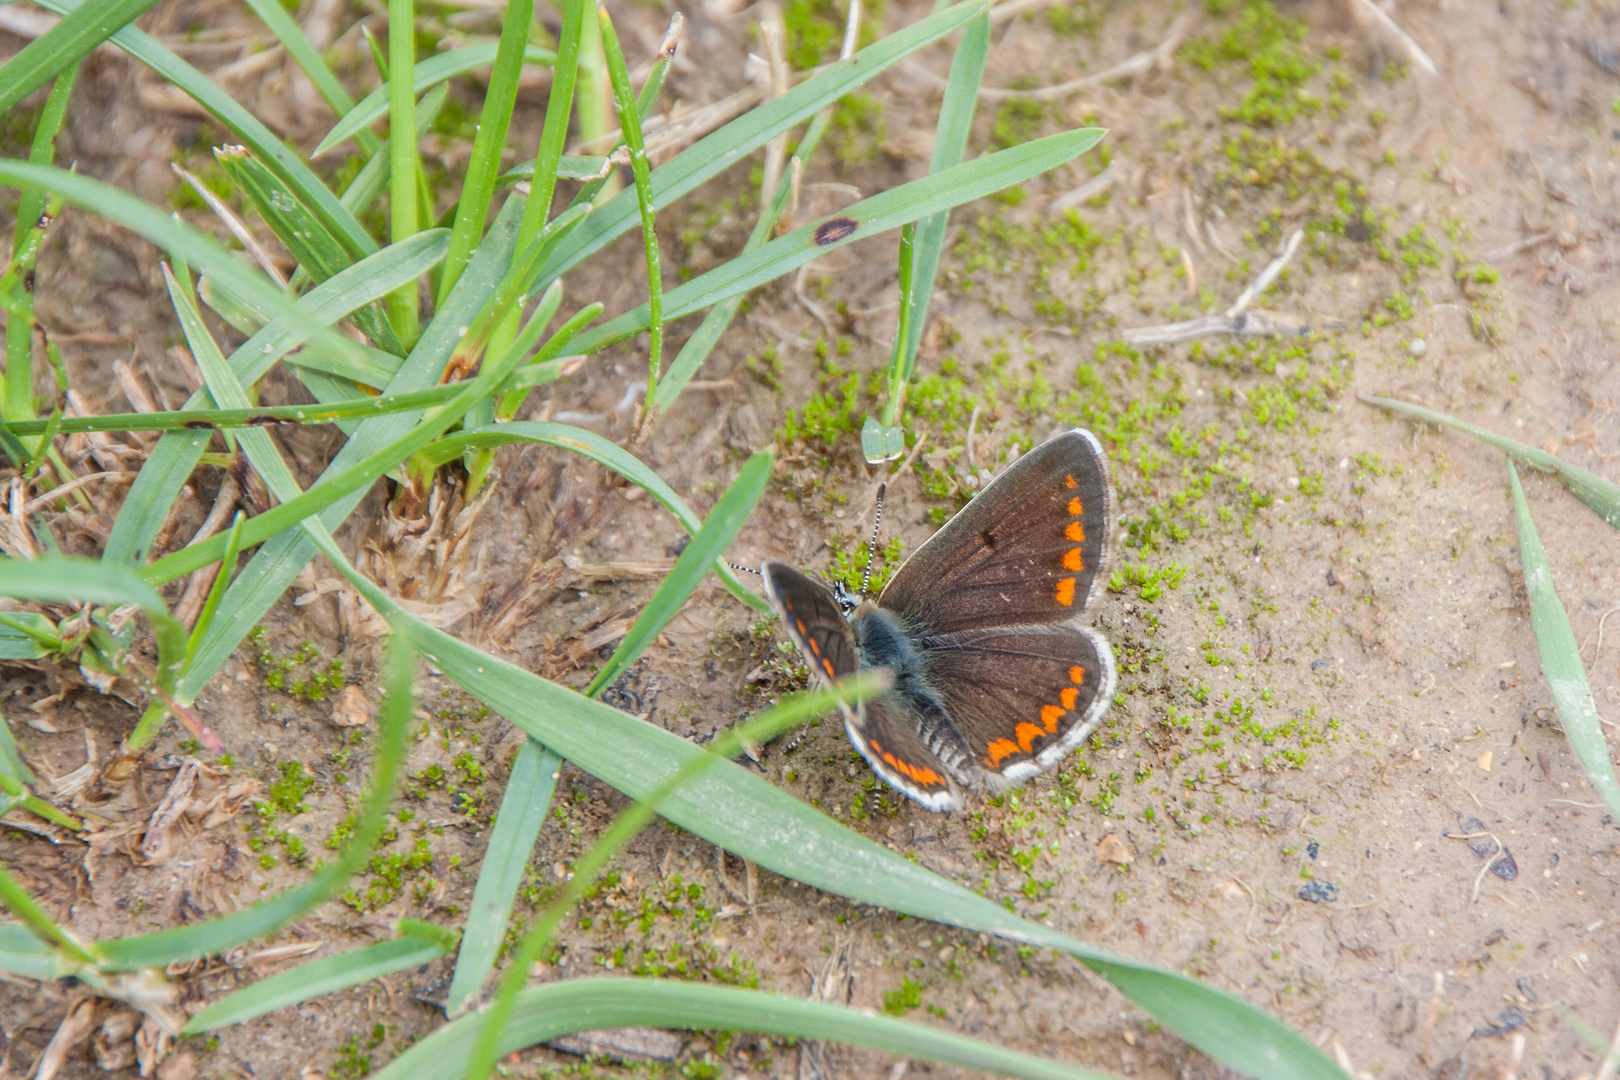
762;428;1117;812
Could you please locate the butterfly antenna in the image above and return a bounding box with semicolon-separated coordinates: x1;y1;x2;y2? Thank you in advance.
725;561;761;577
859;482;886;599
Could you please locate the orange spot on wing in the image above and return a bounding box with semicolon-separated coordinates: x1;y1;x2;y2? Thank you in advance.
1064;474;1078;489
879;749;942;786
1063;548;1084;572
809;639;822;656
1069;665;1086;684
822;658;836;678
1041;705;1064;732
1060;687;1078;710
1065;521;1086;542
1016;722;1044;752
796;619;807;635
985;738;1019;767
1068;497;1083;516
1054;577;1075;606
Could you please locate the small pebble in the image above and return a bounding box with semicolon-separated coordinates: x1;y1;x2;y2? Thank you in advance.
1407;337;1427;357
1297;879;1338;903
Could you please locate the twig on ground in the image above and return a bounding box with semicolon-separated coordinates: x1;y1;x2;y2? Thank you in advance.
1228;228;1303;317
1484;231;1555;260
1420;972;1444;1063
977;13;1192;100
1349;0;1438;76
1124;229;1318;344
179;163;290;287
1046;162;1118;214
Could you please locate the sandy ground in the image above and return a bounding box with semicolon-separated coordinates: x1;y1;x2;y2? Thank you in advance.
2;0;1620;1076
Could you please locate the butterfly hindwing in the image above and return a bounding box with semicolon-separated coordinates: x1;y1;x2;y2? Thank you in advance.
922;623;1116;782
878;429;1113;635
843;696;962;811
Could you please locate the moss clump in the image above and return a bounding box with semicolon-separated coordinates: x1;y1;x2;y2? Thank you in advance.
1182;0;1319;128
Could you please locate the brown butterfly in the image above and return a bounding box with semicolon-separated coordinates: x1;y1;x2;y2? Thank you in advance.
762;429;1116;811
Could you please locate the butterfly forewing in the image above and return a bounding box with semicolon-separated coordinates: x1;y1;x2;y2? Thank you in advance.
879;429;1113;635
761;563;860;685
922;623;1116;782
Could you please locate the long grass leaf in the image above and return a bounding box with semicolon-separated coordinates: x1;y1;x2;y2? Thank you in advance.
342;83;448;216
586;451;770;695
443;739;561;1015
422;422;765;610
383;978;1116;1080
102;229;448;566
1507;461;1620;819
530;0;987;289
0;0;154;113
883;7;987;429
176;199;523;698
31;0;376;260
573;127;1105;353
92;626;416;971
0;922;70;979
183;933;450;1033
315;44;556;157
1363;395;1620;528
436;0;533;303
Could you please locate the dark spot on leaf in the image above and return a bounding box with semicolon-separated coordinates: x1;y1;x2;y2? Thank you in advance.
183;421;215;429
814;217;858;246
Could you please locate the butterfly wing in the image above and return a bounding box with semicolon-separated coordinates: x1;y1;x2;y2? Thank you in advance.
922;623;1116;783
879;428;1113;635
761;562;962;811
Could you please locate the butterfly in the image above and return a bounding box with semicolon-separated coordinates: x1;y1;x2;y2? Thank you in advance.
761;428;1117;812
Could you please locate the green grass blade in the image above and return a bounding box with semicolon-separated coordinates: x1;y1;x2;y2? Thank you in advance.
241;0;374;149
175;199;524;699
0;866;95;967
596;5;664;408
315;44;556;158
443;739;561;1016
381;978;1117;1080
92;625;417;972
586;450;770;695
574;127;1105;353
1507;461;1620;819
387;0;421;345
531;0;987;289
342;83;447;216
436;0;534;304
515;0;584;247
0;922;71;979
0;0;154;113
102;228;448;566
883;7;988;430
1363;395;1620;529
183;933;450;1033
423;422;765;610
32;0;377;261
0;708;39;788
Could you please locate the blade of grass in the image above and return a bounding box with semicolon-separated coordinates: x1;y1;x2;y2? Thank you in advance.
182;923;453;1033
101;228;448;567
442;738;561;1016
315;43;557;157
436;0;535;304
1363;394;1620;528
420;422;764;610
586;451;770;696
32;0;377;261
0;922;73;979
881;5;987;433
1507;461;1620;820
2;61;78;432
90;624;416;971
465;675;890;1080
574;127;1105;354
0;0;154;113
342;82;448;217
392;978;1117;1080
529;0;987;290
387;0;421;345
175;198;524;698
241;0;378;152
596;4;664;414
